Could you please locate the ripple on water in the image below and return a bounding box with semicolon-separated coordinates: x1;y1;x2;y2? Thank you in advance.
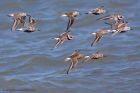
0;0;140;93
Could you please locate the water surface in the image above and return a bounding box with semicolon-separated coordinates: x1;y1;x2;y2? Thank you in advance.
0;0;140;93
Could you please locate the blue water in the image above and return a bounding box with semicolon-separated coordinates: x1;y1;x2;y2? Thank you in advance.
0;0;140;93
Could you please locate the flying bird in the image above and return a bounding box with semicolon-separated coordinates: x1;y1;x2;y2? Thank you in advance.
25;15;37;32
85;6;106;15
8;12;28;31
65;50;85;74
91;28;111;46
97;14;124;23
16;15;38;32
62;11;80;30
105;20;131;36
54;30;73;48
84;51;104;62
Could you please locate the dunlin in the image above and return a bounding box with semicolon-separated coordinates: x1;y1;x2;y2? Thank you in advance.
85;6;106;15
16;15;37;32
112;21;131;36
24;15;37;32
8;12;28;31
91;28;111;46
65;50;84;74
84;51;104;62
62;11;80;30
105;20;131;36
97;14;124;23
54;30;73;48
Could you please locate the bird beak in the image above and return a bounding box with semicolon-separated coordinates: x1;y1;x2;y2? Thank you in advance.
104;22;112;26
84;12;89;14
84;11;93;14
27;14;31;17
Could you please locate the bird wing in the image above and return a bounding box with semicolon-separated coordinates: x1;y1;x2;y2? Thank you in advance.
112;31;119;36
93;8;100;15
11;19;18;31
67;58;78;74
67;59;73;74
20;16;26;27
112;23;125;36
91;33;103;46
97;15;111;21
54;39;62;48
66;16;74;30
71;58;78;69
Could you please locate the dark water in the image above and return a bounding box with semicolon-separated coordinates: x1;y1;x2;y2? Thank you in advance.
0;0;140;93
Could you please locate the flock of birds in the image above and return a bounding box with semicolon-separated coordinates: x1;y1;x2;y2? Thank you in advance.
8;6;131;74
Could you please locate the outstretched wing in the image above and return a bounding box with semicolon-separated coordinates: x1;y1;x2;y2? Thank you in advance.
11;19;18;31
71;58;78;69
67;58;78;74
91;33;103;46
66;16;74;30
112;31;119;36
112;23;125;36
20;16;26;27
54;40;62;48
97;15;111;21
67;59;73;74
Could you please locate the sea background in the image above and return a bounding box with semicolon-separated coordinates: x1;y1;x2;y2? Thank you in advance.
0;0;140;93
